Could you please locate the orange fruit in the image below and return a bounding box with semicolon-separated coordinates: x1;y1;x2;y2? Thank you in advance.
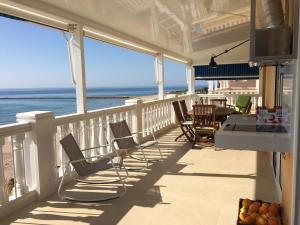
250;212;258;220
256;216;267;225
268;210;277;218
253;201;261;207
262;203;270;208
270;203;280;211
259;206;268;215
239;212;247;221
243;215;254;224
268;206;279;215
249;203;259;213
242;199;253;209
269;217;280;225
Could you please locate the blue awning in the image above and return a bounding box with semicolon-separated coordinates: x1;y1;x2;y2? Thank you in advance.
194;63;259;80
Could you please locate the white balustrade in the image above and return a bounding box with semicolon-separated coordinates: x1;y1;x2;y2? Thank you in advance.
0;94;197;215
197;93;262;113
0;121;33;209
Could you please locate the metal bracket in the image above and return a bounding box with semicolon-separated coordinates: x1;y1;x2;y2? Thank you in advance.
67;24;77;32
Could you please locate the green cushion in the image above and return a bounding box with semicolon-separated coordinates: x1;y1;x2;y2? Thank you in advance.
235;96;251;113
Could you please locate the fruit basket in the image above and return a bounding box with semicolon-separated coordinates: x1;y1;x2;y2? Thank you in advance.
237;198;282;225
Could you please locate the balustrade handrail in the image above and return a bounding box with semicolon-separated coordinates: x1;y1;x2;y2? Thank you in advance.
0;122;32;137
142;94;196;107
55;104;135;126
197;93;261;97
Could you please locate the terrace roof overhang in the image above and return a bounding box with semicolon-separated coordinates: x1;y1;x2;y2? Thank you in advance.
0;0;251;65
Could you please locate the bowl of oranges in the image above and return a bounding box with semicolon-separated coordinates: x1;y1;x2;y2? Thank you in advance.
237;198;282;225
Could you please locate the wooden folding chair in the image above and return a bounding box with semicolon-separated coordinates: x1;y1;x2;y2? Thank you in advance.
172;101;194;142
192;104;218;147
179;100;192;121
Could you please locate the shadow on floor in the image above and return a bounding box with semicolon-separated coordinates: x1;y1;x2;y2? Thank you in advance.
3;128;193;225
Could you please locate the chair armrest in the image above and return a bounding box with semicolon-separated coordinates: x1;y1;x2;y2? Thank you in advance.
133;130;157;141
111;135;135;141
81;145;110;152
69;154;113;164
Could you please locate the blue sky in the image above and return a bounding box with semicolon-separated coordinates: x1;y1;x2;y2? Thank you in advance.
0;16;206;89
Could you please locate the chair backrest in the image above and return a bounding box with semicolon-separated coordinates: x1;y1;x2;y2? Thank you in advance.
60;133;110;176
192;104;216;128
179;100;189;117
211;99;227;108
172;101;185;123
109;120;137;149
245;101;252;114
235;95;251;113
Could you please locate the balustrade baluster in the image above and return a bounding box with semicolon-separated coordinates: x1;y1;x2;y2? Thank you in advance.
99;116;107;155
91;118;100;158
125;111;131;130
115;112;120;123
61;124;71;175
167;102;171;125
157;104;161;129
82;120;91;158
163;103;167;126
150;106;154;132
106;115;113;153
120;112;124;121
162;103;166;127
161;103;165;128
155;104;159;130
146;107;150;135
55;127;62;177
0;137;8;204
141;109;145;137
23;132;35;191
152;105;156;131
72;121;81;146
12;133;28;197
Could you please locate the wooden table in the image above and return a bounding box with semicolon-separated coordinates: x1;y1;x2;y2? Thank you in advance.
188;107;234;118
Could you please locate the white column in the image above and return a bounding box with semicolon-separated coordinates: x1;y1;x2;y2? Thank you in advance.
70;24;87;113
17;111;56;199
225;80;229;89
186;63;195;95
208;81;214;94
155;53;164;100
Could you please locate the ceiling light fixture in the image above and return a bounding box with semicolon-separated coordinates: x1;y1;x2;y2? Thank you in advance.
209;39;249;68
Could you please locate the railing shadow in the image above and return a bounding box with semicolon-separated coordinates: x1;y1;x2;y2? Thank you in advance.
2;128;193;225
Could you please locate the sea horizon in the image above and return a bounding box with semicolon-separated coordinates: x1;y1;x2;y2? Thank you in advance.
0;85;207;125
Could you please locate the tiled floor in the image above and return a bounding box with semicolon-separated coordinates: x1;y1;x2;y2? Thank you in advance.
1;128;279;225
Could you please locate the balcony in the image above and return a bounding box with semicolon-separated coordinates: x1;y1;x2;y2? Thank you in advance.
0;93;282;224
1;126;278;225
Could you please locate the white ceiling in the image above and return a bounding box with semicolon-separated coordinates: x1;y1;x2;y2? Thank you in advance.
6;0;251;65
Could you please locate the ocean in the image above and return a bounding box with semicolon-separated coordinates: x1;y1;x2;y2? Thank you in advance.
0;86;195;125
